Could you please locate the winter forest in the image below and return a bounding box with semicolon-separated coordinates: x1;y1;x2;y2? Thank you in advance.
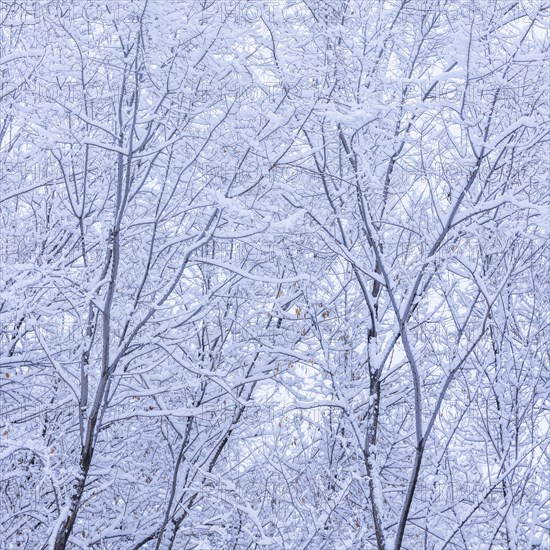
0;1;549;549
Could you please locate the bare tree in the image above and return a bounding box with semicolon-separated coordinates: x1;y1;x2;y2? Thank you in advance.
1;1;548;549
